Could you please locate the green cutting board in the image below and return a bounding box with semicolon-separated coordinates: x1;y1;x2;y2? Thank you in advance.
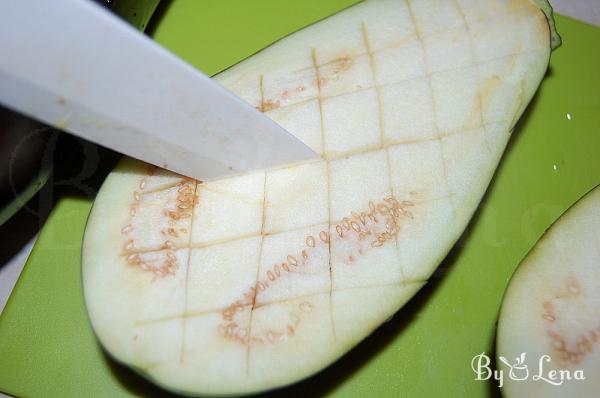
1;1;599;396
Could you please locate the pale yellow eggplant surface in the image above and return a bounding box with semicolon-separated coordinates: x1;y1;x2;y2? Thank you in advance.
498;185;600;398
83;0;557;395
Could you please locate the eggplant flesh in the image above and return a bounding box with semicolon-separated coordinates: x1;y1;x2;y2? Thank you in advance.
497;185;600;398
83;0;557;395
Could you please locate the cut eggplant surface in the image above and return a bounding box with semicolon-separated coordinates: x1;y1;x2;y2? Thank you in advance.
497;185;600;398
83;0;558;395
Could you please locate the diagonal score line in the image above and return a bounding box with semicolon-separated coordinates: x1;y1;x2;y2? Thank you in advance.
325;160;336;339
138;180;191;196
361;21;406;281
135;279;428;327
120;185;465;257
244;76;269;376
245;151;268;376
260;47;536;122
129;0;536;352
120;119;510;256
311;47;336;340
179;180;199;364
311;48;327;158
136;173;264;205
123;3;544;367
406;0;454;211
361;22;385;147
325;161;336;340
452;0;490;153
277;1;534;91
120;113;513;257
189;221;328;251
197;183;266;206
138;238;437;333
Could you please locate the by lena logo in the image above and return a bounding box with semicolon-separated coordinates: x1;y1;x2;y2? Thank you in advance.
471;352;585;388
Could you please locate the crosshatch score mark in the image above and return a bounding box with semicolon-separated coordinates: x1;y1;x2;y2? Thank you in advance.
218;196;414;346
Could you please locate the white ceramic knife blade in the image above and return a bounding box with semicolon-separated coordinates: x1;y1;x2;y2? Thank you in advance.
0;0;318;181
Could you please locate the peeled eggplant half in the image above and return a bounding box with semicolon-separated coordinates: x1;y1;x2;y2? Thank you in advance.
83;0;559;395
497;185;600;397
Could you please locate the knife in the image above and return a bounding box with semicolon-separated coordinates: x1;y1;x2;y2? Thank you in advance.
0;0;318;181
